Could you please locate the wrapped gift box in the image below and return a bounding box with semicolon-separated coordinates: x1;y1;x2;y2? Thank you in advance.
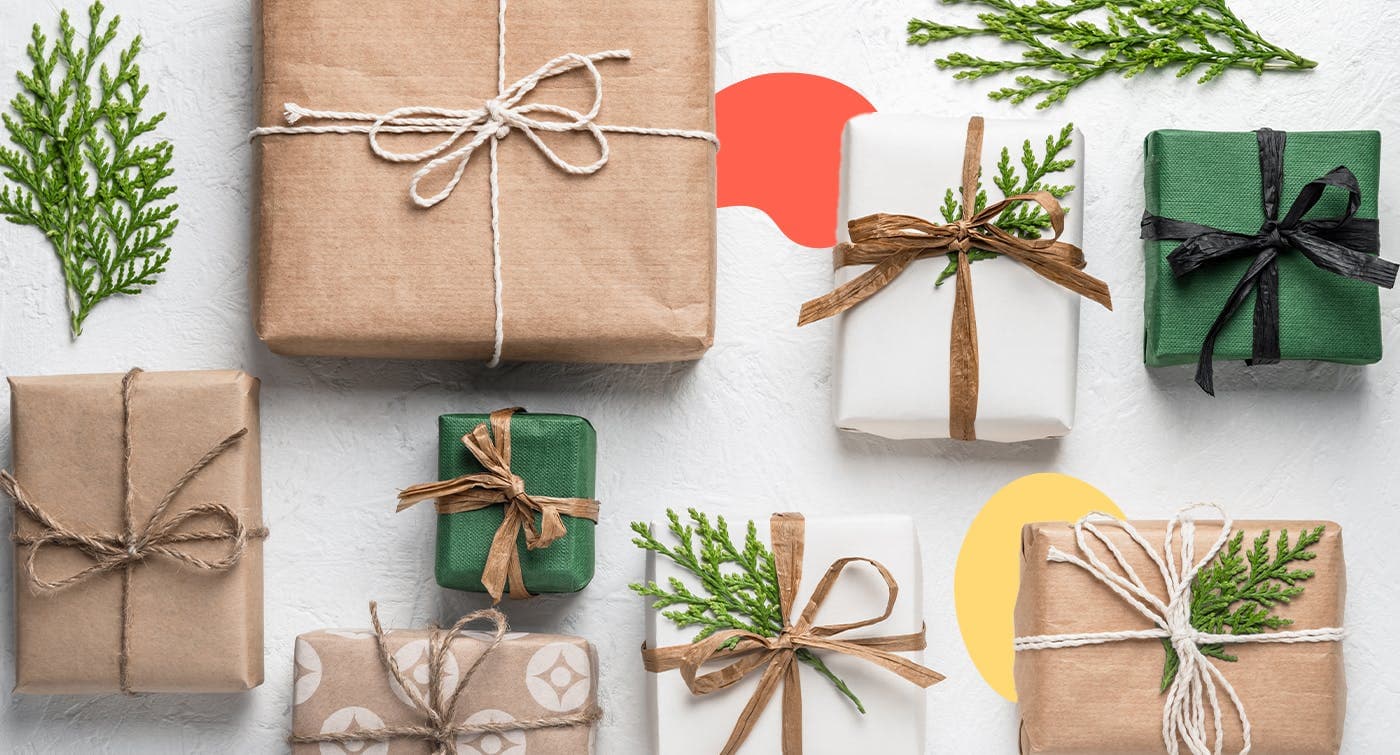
8;370;263;693
1144;129;1383;368
291;614;599;753
829;114;1089;442
1015;519;1345;753
256;0;716;362
433;412;596;595
644;514;928;753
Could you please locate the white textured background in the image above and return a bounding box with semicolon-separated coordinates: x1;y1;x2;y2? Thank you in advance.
2;0;1399;752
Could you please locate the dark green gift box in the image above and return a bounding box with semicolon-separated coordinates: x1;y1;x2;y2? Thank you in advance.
435;413;596;595
1144;129;1383;368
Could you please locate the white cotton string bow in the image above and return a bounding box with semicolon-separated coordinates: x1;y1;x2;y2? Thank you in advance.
1013;504;1344;755
249;0;718;367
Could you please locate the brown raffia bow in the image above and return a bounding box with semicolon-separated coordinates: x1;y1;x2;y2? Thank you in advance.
0;368;267;694
640;513;945;754
396;407;600;603
289;602;603;754
797;116;1113;440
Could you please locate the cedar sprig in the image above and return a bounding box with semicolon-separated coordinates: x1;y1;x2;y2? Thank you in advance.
934;122;1075;284
1159;525;1325;690
0;1;178;337
631;509;867;712
908;0;1316;109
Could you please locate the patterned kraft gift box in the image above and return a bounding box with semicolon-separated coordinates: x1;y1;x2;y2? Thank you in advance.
290;606;600;753
1014;514;1346;754
255;0;716;363
799;114;1112;442
398;410;597;601
643;514;941;754
1143;129;1395;392
6;370;264;693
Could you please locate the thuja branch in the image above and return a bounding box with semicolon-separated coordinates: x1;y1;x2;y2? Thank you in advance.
630;509;866;712
908;0;1316;109
0;1;178;336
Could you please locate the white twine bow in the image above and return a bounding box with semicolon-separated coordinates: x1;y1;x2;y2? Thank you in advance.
1013;504;1344;755
250;0;718;367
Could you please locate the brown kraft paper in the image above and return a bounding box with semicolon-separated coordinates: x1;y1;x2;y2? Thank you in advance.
1015;520;1345;754
256;0;716;363
290;613;599;753
9;370;264;694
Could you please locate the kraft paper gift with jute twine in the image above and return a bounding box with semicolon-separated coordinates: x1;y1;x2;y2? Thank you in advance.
799;115;1112;441
253;0;718;365
5;369;266;694
397;408;599;604
1014;506;1346;754
290;602;601;754
642;513;946;754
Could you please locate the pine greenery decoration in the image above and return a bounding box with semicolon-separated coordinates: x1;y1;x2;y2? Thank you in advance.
1159;525;1325;691
908;0;1316;109
0;1;178;337
935;122;1075;284
630;509;867;712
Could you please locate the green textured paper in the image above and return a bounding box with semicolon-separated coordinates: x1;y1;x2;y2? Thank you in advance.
435;413;596;595
1144;129;1383;367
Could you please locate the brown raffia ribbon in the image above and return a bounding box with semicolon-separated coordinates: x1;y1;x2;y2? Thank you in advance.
396;408;600;604
0;368;267;694
289;602;603;754
640;513;945;754
797;116;1113;440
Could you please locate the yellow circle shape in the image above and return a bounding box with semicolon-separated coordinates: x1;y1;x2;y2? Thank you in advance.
954;473;1123;702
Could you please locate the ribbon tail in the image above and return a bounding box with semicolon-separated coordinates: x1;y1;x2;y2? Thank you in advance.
481;508;529;603
798;246;920;326
530;506;568;550
781;657;802;755
1194;249;1278;395
1247;259;1280;365
719;653;793;755
1288;230;1399;289
949;251;978;441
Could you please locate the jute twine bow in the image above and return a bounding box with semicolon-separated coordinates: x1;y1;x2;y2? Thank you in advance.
397;408;599;604
289;602;603;754
0;368;266;694
1013;505;1345;755
250;0;719;368
641;513;945;754
798;116;1112;441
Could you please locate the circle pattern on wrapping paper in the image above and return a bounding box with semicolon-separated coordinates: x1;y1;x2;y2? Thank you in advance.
387;639;461;708
456;709;527;755
524;642;591;712
294;638;323;705
318;707;389;755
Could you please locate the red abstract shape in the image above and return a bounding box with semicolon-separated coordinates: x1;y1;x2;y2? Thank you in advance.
717;73;876;249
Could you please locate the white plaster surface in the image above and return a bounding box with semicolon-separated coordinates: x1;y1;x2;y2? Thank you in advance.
1;0;1399;752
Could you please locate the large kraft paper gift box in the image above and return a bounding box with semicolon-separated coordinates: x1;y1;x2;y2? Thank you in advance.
290;607;600;753
1014;514;1345;754
6;370;264;693
801;114;1111;442
256;0;716;362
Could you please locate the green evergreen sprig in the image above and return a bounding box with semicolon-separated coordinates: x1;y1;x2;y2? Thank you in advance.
1160;525;1325;690
908;0;1316;109
630;509;866;712
0;1;178;337
935;122;1076;284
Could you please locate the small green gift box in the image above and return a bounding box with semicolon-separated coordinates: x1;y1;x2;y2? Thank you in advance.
398;408;598;601
1142;128;1395;393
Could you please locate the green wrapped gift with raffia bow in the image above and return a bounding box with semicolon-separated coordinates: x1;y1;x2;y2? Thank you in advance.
1143;128;1397;394
397;408;598;602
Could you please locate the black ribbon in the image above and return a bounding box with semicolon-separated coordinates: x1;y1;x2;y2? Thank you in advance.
1141;128;1396;395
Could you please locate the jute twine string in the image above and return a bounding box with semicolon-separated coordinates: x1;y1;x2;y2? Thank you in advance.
1;368;266;694
798;116;1112;440
397;408;599;604
289;602;602;754
1013;504;1344;755
250;0;719;367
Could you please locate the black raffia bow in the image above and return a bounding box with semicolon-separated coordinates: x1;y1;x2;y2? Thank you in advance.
1141;128;1398;395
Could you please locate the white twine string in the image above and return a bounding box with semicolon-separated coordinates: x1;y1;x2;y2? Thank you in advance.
250;0;719;367
1013;504;1344;755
